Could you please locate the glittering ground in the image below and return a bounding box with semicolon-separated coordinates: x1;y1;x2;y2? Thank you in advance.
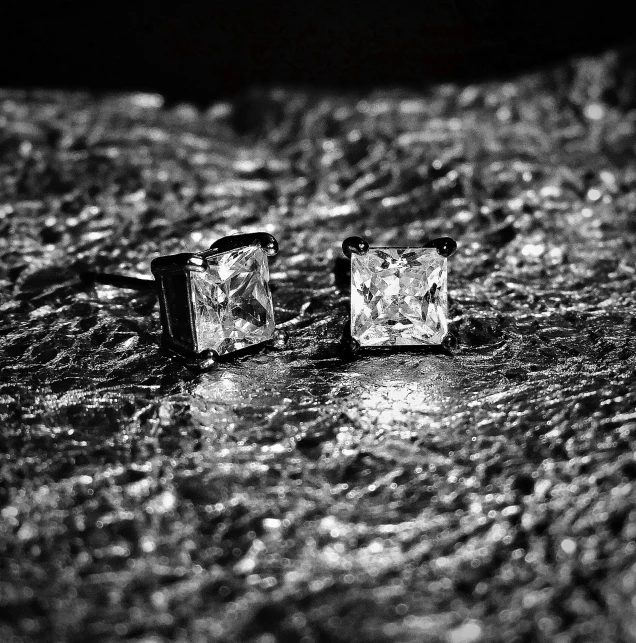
1;50;636;643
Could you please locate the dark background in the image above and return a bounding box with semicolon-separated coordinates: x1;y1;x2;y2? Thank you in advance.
0;0;633;103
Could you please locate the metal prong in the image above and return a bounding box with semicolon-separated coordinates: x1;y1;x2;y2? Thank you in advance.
195;349;219;370
339;318;361;358
342;236;369;258
80;271;156;291
441;332;458;353
208;232;279;258
160;339;220;366
422;237;457;258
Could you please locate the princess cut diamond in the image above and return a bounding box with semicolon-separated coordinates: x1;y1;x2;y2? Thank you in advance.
350;247;448;347
191;244;275;355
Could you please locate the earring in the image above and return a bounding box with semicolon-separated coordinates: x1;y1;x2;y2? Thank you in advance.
82;232;279;368
338;235;457;357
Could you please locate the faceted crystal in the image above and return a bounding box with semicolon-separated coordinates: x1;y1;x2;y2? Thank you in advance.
191;244;275;355
350;247;448;347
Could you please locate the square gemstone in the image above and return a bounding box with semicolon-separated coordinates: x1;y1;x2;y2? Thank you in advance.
191;244;275;355
350;247;448;347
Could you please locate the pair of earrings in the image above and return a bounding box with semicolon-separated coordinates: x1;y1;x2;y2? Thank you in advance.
85;232;457;368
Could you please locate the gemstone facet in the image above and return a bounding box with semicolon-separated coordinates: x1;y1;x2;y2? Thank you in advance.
350;247;448;347
191;244;275;355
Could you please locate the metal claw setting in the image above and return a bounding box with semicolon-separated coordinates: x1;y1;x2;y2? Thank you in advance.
80;232;280;369
422;236;457;258
151;233;279;364
342;236;370;258
339;235;457;357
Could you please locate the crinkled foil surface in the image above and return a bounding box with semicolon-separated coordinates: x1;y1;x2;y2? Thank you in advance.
1;52;636;643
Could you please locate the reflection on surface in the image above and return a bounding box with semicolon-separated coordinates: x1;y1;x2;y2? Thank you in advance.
342;357;451;434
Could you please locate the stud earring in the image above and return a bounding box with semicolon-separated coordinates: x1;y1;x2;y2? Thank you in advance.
82;232;279;368
338;235;457;357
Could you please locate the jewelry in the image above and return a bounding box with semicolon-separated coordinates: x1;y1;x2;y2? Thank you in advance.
83;233;279;367
339;236;457;356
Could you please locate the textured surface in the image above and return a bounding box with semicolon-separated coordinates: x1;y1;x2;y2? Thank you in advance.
1;50;636;643
351;247;448;346
193;245;274;355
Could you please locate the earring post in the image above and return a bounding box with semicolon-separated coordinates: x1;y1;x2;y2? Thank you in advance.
80;271;156;292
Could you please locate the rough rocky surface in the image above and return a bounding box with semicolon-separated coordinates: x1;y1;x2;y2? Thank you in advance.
1;51;636;643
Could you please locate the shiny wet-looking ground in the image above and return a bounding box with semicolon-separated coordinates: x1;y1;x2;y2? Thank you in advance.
1;52;636;642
